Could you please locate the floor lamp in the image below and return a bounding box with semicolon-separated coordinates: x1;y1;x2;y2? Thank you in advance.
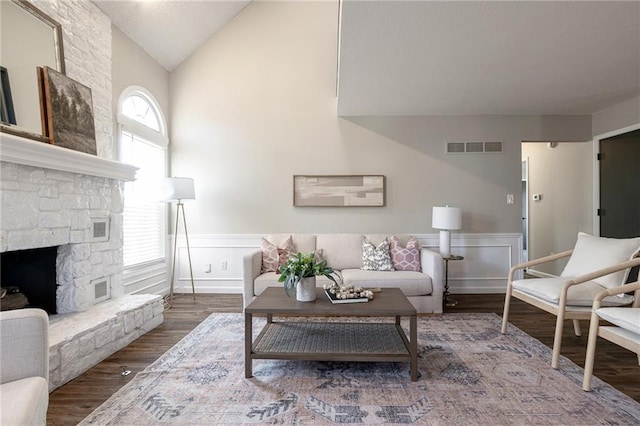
163;177;196;308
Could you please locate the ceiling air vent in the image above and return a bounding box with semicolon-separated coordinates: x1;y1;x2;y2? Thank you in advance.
446;141;503;154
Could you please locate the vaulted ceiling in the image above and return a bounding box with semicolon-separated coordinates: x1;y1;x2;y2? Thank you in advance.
93;0;251;71
95;0;640;116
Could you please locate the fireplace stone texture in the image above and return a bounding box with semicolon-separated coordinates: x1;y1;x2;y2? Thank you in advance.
1;161;125;313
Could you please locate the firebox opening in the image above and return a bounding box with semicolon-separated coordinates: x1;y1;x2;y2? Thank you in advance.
1;246;58;314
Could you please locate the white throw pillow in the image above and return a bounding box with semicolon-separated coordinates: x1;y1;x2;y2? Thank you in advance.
561;232;640;289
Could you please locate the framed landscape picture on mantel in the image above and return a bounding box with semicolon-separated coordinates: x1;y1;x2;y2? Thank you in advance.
42;66;97;155
293;175;386;207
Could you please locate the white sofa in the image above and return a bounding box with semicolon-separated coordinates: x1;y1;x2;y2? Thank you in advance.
0;308;49;425
243;234;444;313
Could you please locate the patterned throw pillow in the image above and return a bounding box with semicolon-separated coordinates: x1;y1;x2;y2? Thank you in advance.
261;236;295;273
362;238;394;271
390;236;422;272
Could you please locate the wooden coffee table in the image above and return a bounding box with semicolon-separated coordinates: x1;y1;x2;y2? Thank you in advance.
244;286;418;381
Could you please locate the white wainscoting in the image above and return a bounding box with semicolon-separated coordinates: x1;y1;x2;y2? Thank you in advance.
169;233;522;295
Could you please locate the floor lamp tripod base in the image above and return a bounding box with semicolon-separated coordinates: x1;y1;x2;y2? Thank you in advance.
167;201;196;308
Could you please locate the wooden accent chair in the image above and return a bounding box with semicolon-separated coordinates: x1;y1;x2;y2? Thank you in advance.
582;280;640;391
502;232;640;369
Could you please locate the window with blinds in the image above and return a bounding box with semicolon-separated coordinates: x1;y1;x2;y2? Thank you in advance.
118;88;167;269
120;131;166;266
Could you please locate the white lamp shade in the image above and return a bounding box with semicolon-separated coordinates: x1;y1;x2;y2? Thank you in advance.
162;177;195;201
432;206;462;230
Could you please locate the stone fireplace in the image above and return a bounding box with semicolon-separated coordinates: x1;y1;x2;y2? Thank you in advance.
1;134;132;312
1;133;164;390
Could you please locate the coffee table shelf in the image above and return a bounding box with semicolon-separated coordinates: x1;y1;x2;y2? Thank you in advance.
245;287;418;381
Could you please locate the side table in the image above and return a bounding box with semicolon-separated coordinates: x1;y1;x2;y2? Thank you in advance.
443;255;463;307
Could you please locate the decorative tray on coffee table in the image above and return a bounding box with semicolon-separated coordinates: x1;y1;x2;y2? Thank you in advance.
323;283;377;304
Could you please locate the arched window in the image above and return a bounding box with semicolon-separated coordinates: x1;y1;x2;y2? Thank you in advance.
117;87;167;269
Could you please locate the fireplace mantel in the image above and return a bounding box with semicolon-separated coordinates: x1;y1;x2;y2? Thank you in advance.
0;132;137;181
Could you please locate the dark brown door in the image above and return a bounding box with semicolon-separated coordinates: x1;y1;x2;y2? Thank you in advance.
599;128;640;281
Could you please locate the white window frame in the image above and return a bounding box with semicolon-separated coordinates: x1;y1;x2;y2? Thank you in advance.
117;86;169;290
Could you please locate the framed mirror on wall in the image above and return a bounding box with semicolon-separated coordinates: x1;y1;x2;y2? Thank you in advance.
0;0;65;143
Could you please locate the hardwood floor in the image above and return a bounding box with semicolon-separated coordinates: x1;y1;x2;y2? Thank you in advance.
47;293;640;425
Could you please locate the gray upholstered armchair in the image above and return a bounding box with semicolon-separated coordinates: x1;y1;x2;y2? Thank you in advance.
0;308;49;425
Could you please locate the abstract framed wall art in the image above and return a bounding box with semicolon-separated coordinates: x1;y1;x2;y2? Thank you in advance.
293;175;386;207
42;66;96;154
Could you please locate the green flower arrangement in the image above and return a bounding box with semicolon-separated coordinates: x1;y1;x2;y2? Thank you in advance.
278;252;339;298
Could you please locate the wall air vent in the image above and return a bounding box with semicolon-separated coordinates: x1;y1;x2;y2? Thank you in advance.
446;141;503;154
92;277;110;304
89;217;110;242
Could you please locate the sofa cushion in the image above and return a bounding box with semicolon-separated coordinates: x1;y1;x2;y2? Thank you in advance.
561;232;640;289
316;234;363;270
512;277;634;307
341;269;432;297
390;235;421;272
254;271;342;296
261;236;295;273
0;376;48;426
362;238;394;271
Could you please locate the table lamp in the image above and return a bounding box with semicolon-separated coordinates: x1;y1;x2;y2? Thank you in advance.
162;177;196;307
432;206;462;258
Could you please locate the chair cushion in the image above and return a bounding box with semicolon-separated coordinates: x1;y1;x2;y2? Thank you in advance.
341;269;432;296
512;277;634;307
0;377;48;426
596;307;640;334
561;232;640;289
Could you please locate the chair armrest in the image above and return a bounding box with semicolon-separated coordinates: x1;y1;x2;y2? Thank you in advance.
508;249;573;281
559;257;640;307
0;308;49;385
421;248;443;301
243;249;263;308
592;280;640;308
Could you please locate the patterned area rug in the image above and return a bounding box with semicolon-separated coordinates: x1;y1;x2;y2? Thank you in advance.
80;313;640;425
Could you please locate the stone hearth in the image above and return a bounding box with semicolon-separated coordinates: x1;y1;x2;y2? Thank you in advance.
49;294;163;391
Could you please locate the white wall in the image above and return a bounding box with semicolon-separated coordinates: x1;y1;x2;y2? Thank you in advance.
170;0;592;236
592;94;640;137
522;141;593;275
166;0;592;295
111;25;170;155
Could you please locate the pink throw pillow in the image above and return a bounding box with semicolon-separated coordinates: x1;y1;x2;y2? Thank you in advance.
389;236;421;272
261;236;295;273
